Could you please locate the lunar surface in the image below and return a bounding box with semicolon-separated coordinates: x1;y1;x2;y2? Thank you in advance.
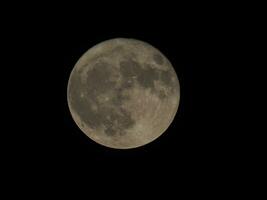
67;38;180;149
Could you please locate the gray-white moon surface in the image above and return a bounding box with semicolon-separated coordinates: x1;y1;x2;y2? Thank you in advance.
67;38;180;149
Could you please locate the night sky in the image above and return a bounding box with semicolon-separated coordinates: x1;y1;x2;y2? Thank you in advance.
2;2;246;196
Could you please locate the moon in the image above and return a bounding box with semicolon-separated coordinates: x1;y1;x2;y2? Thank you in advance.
67;38;180;149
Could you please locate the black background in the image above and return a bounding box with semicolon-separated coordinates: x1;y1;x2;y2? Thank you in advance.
2;2;250;195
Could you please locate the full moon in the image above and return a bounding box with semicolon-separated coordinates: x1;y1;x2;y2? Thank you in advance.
67;38;180;149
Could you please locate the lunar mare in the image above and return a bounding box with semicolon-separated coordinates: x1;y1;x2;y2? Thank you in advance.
67;38;180;149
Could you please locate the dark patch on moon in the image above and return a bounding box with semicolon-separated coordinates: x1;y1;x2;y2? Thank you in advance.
153;53;164;65
69;62;136;137
119;59;141;79
120;59;160;90
136;65;159;90
119;59;175;97
86;61;116;96
158;90;167;99
160;70;173;86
